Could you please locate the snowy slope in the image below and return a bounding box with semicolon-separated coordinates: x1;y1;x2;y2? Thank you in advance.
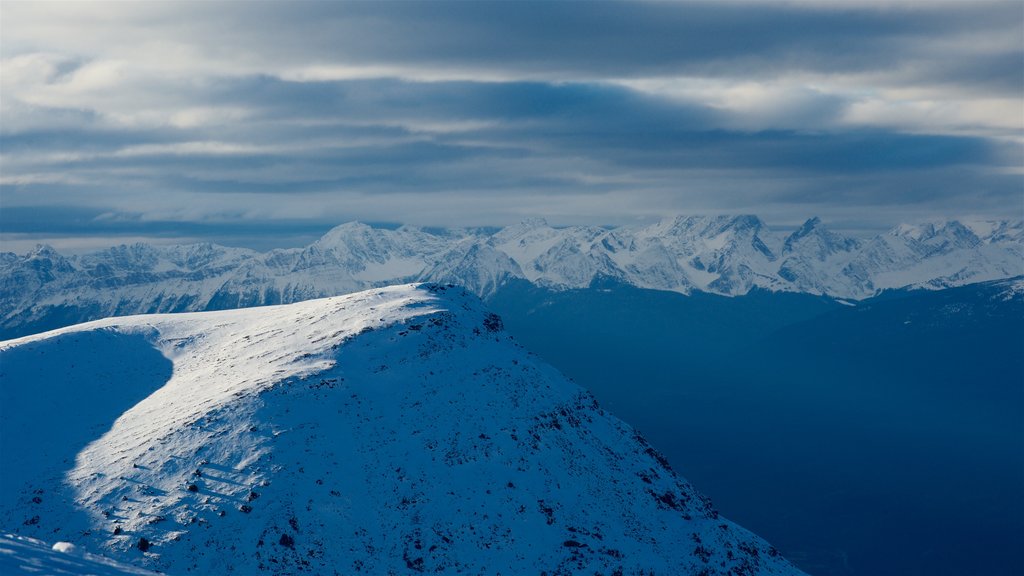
0;534;161;576
2;216;1021;338
0;284;803;575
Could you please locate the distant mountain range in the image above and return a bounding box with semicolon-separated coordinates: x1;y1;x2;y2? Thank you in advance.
2;215;1021;339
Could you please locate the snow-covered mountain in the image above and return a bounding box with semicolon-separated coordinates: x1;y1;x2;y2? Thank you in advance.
0;284;803;575
2;216;1021;339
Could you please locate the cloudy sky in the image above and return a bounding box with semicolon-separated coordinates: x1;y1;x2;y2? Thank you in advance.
1;1;1022;251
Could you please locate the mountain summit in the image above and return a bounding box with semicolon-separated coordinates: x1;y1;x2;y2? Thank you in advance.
0;284;803;575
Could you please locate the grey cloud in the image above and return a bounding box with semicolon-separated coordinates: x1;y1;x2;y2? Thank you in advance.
127;1;1024;94
0;1;1020;246
3;75;1016;202
4;2;1019;91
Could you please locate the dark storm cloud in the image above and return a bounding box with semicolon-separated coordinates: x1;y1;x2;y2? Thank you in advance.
195;77;717;128
1;126;179;155
4;76;1019;215
184;1;1021;94
5;77;1004;175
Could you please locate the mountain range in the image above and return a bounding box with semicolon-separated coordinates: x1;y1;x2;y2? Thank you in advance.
0;284;803;575
2;215;1021;339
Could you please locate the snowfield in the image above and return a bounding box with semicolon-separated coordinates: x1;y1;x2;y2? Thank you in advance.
0;284;803;575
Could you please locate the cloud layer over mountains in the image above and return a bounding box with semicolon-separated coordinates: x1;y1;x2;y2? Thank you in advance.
2;2;1021;248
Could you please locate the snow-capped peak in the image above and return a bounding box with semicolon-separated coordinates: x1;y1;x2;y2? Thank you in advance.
26;244;63;259
889;220;979;245
786;216;823;243
1;215;1021;339
0;284;804;575
313;221;376;247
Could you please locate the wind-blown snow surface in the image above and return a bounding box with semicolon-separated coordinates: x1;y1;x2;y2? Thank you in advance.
0;284;802;575
0;534;162;576
2;216;1021;339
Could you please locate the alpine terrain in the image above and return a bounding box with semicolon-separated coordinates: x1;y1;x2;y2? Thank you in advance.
2;216;1021;339
0;284;804;575
0;533;163;576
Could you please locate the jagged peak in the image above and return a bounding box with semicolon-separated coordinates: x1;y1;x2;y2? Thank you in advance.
780;217;862;261
90;242;162;257
654;214;765;237
727;214;765;231
312;221;386;253
494;217;552;236
26;243;63;259
783;217;825;246
489;218;557;249
654;214;700;230
318;220;374;238
889;220;980;243
394;223;427;234
794;216;823;236
960;219;1023;243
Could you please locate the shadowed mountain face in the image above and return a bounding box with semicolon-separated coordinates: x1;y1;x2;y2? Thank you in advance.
0;284;804;575
2;216;1021;339
488;278;1024;576
0;330;172;512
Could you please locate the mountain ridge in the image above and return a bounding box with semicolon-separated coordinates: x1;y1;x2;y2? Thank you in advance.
2;215;1020;339
0;284;804;575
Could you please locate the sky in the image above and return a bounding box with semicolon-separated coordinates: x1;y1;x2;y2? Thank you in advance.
1;1;1022;252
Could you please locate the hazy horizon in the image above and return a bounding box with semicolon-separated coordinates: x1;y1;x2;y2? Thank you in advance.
5;212;1022;256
